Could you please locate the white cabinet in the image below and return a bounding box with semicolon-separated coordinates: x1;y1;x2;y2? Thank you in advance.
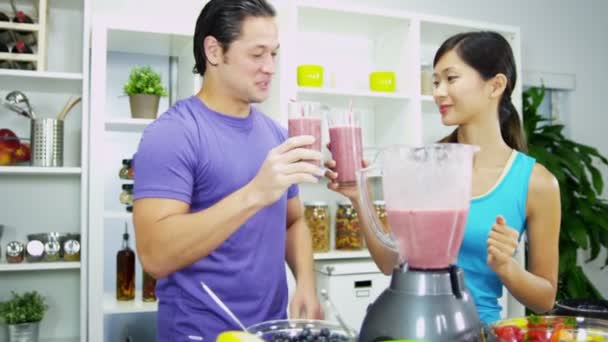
0;0;90;341
315;260;391;331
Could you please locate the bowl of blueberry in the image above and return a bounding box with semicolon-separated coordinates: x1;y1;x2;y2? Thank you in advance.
247;319;355;342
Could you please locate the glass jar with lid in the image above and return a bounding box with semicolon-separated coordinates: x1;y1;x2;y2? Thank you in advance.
304;202;330;253
421;63;433;96
6;241;25;263
63;239;81;262
43;239;61;262
119;159;134;180
335;201;363;250
373;200;391;233
120;184;134;206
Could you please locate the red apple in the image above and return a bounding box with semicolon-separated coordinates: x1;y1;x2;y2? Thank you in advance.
0;128;20;152
13;142;31;162
0;148;14;165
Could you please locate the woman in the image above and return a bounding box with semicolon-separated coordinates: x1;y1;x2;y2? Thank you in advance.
325;31;561;324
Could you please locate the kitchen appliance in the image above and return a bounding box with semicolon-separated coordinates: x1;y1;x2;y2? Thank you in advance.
357;144;482;342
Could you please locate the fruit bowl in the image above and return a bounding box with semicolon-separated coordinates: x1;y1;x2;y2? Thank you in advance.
0;128;31;165
488;315;608;342
247;319;355;342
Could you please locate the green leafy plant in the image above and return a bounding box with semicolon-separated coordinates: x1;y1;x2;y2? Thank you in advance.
123;65;169;97
523;87;608;300
0;291;48;324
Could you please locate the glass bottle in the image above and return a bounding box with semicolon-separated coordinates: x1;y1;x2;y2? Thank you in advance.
11;41;36;70
119;159;133;179
0;11;10;45
119;184;134;206
142;271;157;302
304;202;330;252
335;201;363;250
116;223;135;301
13;11;37;45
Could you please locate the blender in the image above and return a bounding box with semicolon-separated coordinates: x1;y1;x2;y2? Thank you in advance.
357;144;482;342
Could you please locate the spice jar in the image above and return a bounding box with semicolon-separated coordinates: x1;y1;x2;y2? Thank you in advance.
119;159;134;180
26;240;44;262
373;200;391;233
44;239;61;262
120;184;134;206
142;271;157;302
63;240;81;261
335;201;363;250
304;202;330;253
6;241;25;263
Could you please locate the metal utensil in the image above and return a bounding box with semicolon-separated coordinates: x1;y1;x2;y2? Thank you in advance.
320;289;356;339
200;281;249;333
2;99;32;119
5;91;36;119
57;96;81;121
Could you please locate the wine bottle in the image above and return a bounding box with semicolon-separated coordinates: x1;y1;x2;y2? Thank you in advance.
116;222;135;301
13;11;36;46
0;11;10;44
11;41;36;70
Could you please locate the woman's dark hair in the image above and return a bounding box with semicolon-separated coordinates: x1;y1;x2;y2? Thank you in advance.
193;0;276;76
435;31;527;152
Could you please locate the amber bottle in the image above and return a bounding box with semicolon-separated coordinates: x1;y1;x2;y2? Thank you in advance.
116;223;135;301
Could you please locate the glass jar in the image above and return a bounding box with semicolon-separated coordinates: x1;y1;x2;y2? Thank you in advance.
63;239;81;262
304;202;330;253
335;201;363;250
142;271;157;302
43;239;61;262
26;240;44;262
120;184;134;206
6;241;25;263
373;200;390;233
421;63;433;96
119;159;134;180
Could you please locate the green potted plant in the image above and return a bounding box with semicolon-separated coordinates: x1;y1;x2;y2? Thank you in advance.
523;87;608;302
123;65;169;119
0;291;48;342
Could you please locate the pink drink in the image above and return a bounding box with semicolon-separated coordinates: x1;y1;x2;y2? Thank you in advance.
329;126;363;184
288;117;322;166
387;208;469;269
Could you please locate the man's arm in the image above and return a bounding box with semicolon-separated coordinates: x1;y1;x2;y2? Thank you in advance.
285;196;321;319
134;136;323;279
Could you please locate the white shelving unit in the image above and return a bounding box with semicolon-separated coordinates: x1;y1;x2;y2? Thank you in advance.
86;1;523;340
0;0;91;341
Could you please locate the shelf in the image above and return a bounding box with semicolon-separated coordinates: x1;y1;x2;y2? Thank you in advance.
0;261;81;272
0;69;83;80
297;87;410;101
421;95;434;102
104;292;158;314
0;21;40;31
105;118;154;132
314;250;371;260
0;52;38;62
42;338;79;342
105;211;132;220
0;166;82;175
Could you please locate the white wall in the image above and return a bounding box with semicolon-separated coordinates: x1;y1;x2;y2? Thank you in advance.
91;0;608;296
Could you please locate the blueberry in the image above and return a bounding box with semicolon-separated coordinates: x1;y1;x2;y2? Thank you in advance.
320;328;330;337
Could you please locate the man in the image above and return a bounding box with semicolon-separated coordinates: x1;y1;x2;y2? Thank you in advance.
132;1;323;340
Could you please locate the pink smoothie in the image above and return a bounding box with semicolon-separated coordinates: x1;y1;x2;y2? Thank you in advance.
329;126;363;184
387;208;469;269
288;117;322;166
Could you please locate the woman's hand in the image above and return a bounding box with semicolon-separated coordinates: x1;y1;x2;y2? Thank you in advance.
487;215;520;276
324;159;369;202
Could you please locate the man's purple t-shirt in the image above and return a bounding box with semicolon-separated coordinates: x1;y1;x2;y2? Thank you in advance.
133;96;298;341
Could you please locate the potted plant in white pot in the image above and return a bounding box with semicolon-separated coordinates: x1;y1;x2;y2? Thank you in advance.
123;65;169;119
0;291;48;342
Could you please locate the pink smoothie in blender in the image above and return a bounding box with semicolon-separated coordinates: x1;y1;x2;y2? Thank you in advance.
387;208;469;269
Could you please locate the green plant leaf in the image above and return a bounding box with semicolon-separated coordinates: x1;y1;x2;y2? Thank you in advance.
588;165;604;194
587;228;601;262
566;216;588;249
123;65;169;97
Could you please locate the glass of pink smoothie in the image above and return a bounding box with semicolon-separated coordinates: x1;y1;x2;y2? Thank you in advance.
355;144;479;269
327;109;363;185
288;101;324;167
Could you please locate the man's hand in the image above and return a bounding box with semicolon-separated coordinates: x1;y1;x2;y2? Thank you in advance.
289;286;323;320
248;136;323;207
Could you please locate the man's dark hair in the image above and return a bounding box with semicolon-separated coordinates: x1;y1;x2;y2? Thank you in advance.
193;0;276;76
